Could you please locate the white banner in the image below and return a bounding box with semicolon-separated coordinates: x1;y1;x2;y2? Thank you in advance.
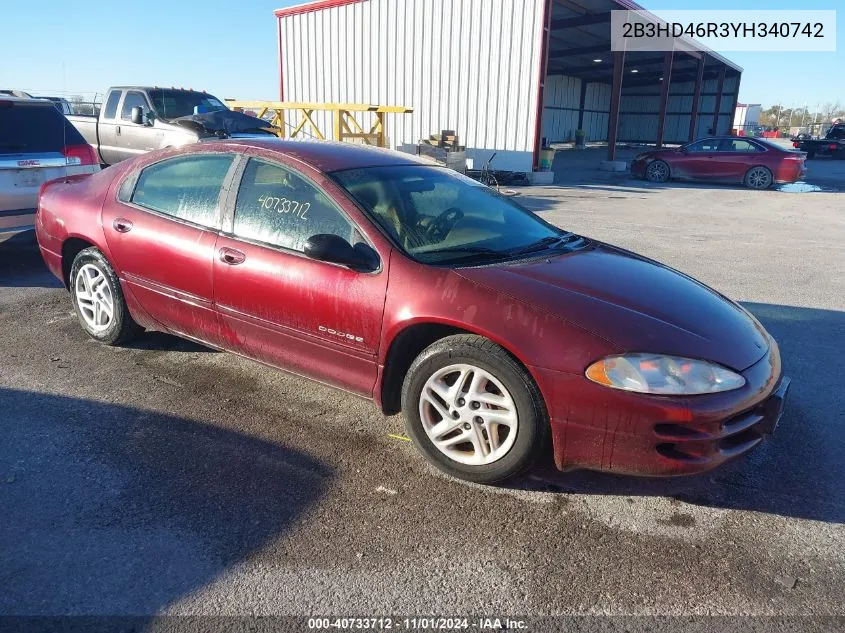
611;10;837;52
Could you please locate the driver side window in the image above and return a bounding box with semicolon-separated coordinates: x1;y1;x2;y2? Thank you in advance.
121;91;149;122
233;159;355;252
685;139;720;153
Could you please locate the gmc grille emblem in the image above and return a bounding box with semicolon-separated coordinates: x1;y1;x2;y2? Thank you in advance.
318;325;363;343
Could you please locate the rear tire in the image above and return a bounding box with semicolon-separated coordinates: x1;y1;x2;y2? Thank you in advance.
645;160;670;183
744;166;773;190
401;334;548;484
69;247;142;345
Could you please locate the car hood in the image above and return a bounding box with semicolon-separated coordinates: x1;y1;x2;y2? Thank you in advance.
170;110;276;137
455;242;769;371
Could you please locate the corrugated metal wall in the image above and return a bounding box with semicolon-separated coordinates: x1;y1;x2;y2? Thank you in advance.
541;75;610;144
279;0;546;172
542;75;579;143
618;74;739;143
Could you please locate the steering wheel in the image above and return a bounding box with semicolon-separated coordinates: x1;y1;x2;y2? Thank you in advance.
424;207;464;243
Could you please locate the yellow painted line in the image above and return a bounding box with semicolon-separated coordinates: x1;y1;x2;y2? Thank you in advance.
387;434;412;443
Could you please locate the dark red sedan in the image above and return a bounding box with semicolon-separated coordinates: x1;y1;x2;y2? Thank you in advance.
35;140;789;483
631;136;806;189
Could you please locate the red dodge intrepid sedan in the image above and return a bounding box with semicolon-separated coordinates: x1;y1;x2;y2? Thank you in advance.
36;140;790;483
631;136;806;189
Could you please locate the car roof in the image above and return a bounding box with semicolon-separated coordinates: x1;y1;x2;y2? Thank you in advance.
0;96;54;106
210;138;434;173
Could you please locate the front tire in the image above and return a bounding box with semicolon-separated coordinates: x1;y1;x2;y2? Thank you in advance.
69;247;142;345
401;335;548;484
645;160;670;183
744;165;773;190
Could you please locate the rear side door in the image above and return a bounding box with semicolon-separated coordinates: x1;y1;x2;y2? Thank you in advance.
96;90;123;166
103;152;237;344
213;155;389;396
715;138;766;182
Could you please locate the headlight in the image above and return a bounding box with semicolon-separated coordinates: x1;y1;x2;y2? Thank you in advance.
585;354;745;395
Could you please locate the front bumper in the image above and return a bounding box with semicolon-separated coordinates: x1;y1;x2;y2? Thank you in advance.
631;159;647;178
531;343;788;476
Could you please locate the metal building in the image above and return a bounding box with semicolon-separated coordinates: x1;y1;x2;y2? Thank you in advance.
275;0;742;172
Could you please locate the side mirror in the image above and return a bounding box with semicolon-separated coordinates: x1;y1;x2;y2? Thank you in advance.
304;234;378;271
130;106;144;125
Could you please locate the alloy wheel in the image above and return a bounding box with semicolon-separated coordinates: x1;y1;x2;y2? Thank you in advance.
647;161;669;182
747;167;772;189
74;264;114;332
418;363;518;466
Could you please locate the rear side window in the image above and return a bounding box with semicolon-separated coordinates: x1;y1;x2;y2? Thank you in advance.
129;154;233;228
0;102;85;155
121;91;149;121
721;139;762;152
233;158;355;252
102;91;121;119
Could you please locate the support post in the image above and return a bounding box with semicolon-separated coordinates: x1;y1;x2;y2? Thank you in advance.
577;80;588;130
688;57;705;141
728;72;742;135
607;49;625;161
711;65;726;135
334;110;343;143
656;51;674;148
532;0;553;170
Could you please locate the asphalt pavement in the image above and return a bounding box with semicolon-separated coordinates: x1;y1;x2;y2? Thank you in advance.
1;173;843;631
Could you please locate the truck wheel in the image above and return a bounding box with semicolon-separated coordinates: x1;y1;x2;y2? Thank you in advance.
69;247;142;345
744;166;773;190
401;334;548;484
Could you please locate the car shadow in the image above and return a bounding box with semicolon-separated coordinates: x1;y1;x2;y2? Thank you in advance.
510;302;845;525
126;331;219;354
0;388;331;617
0;230;63;289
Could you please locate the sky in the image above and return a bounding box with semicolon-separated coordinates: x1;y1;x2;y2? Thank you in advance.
1;0;842;110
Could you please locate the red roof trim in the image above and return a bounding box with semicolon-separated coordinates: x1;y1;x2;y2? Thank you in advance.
274;0;362;18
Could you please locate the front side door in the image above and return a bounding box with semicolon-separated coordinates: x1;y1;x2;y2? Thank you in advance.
114;91;159;163
673;138;722;180
213;155;389;396
103;152;236;344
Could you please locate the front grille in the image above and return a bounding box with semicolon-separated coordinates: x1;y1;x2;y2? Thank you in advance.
653;397;774;463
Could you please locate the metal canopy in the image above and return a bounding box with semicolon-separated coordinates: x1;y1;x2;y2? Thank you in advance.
545;0;741;85
538;0;743;163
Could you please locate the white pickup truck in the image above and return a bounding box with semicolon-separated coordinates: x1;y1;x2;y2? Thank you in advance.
67;86;276;167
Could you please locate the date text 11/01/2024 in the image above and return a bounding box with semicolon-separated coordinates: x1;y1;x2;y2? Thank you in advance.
307;617;528;630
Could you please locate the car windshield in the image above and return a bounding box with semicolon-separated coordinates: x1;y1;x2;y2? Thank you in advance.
333;165;568;265
148;89;227;119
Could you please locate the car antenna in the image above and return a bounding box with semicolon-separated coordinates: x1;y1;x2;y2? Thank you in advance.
62;63;69;183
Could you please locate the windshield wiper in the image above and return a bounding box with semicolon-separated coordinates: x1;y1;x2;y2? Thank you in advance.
429;246;511;263
508;233;576;256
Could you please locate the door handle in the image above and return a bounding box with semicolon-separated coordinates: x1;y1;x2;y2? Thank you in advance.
112;217;133;233
219;247;246;265
116;125;121;136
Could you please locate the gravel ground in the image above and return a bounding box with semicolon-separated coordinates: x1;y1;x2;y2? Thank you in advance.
1;164;843;631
